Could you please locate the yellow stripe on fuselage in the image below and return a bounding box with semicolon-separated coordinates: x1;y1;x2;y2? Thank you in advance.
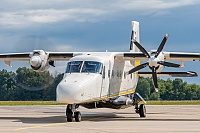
81;88;136;103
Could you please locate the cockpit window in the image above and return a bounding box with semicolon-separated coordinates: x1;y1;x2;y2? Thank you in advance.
66;61;82;73
81;61;102;73
66;61;102;74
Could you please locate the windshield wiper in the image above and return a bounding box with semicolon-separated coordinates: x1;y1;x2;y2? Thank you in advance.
82;64;90;74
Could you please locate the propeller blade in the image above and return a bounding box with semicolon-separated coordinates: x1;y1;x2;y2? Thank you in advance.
152;66;158;92
127;62;149;74
158;61;180;68
133;40;150;58
155;34;169;58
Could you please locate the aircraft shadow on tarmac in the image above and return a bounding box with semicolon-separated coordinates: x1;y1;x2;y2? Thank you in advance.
0;112;198;124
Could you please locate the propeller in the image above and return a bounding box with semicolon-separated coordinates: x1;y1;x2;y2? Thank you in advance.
133;40;150;58
157;61;180;68
155;34;168;58
127;62;149;74
127;34;181;91
152;66;158;92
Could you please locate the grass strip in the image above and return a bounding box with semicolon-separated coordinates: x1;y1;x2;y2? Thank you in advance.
145;100;200;105
0;101;64;106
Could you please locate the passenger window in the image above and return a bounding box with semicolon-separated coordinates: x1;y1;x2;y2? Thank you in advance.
108;70;110;78
117;70;119;77
124;71;126;79
117;70;122;78
112;70;114;78
119;70;122;77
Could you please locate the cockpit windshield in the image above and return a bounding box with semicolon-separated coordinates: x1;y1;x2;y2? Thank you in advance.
66;61;102;74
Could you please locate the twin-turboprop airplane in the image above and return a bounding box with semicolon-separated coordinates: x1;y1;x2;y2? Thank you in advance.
0;21;199;122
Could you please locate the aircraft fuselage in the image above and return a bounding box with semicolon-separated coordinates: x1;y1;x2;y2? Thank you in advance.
56;52;139;105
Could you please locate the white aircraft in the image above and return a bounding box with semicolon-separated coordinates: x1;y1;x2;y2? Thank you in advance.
0;21;199;122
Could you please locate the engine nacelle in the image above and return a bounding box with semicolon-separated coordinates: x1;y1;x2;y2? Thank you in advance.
112;96;133;107
29;50;49;72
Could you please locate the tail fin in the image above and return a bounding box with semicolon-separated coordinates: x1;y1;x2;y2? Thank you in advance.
130;21;140;52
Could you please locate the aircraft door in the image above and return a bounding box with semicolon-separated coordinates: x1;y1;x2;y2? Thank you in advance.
100;61;110;97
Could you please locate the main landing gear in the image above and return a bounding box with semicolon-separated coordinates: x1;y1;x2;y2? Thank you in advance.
66;104;81;122
132;92;147;118
135;103;146;117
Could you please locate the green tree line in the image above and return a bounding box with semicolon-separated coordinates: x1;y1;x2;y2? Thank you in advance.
0;67;199;101
0;67;63;101
136;77;200;100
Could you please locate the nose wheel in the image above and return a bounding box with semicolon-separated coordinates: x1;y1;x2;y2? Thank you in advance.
66;104;81;122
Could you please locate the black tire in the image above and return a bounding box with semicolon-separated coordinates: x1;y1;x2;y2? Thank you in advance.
139;104;146;117
74;111;81;122
66;105;70;116
66;110;73;122
66;105;73;122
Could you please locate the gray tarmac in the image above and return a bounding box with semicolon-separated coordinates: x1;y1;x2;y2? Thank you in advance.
0;105;199;133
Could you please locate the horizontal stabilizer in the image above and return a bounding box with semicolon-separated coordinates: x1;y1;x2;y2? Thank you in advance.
138;71;198;77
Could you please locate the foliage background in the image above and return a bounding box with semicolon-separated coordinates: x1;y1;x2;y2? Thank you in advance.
0;68;199;101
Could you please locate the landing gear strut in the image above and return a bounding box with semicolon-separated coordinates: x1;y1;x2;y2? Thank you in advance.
66;104;81;122
132;92;147;118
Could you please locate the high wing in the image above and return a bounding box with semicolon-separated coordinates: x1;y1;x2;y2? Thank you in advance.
115;52;200;61
164;52;200;61
0;51;82;61
115;52;148;60
0;52;30;61
0;50;83;71
48;52;83;60
138;71;198;77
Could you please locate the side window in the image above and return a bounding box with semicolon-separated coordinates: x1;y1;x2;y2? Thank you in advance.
117;70;121;78
117;70;122;78
117;70;119;77
124;71;126;79
119;70;122;78
112;70;114;78
108;70;110;78
102;66;105;79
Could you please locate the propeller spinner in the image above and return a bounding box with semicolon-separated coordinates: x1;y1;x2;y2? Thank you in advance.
128;34;181;92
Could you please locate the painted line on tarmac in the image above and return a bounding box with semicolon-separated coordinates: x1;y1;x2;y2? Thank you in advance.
14;122;68;131
16;126;199;132
14;116;106;131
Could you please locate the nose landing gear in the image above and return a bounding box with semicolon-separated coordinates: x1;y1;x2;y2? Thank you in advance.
66;104;81;122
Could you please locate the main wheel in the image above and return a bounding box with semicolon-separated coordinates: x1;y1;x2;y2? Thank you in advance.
74;111;81;122
66;105;73;122
139;104;146;117
66;110;73;122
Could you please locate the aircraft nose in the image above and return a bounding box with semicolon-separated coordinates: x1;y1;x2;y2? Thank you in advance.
56;80;83;104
